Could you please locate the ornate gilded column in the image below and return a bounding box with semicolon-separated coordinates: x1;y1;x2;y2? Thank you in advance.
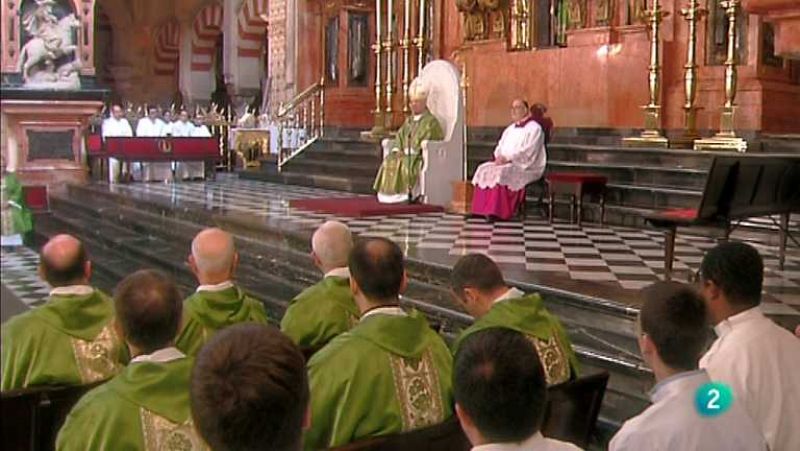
509;0;532;50
385;0;396;120
401;0;413;114
624;0;670;148
670;0;707;148
371;0;386;134
694;0;747;152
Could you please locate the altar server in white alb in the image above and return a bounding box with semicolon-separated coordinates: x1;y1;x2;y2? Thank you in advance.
134;106;171;182
696;241;800;451
101;104;133;183
470;99;546;221
610;281;766;451
171;110;204;180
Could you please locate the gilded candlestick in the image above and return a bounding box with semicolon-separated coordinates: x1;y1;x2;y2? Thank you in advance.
670;0;707;148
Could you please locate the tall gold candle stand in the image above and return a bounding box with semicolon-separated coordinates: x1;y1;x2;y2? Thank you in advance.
670;0;707;148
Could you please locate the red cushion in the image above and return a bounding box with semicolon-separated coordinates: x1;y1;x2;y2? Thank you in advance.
23;185;48;211
546;172;608;184
659;208;698;220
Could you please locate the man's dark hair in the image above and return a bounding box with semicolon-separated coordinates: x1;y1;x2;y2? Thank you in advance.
114;269;182;354
40;242;88;287
640;281;709;371
348;237;404;302
451;253;506;295
454;328;547;443
699;241;763;308
191;324;309;451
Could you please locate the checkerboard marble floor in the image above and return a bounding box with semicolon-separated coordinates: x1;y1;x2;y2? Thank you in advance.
98;176;800;315
1;246;50;309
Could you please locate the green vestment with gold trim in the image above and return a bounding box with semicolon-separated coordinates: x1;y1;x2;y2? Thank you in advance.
280;276;360;351
56;356;208;451
373;111;445;196
304;309;454;450
1;171;34;240
1;289;127;391
175;285;269;356
452;293;579;385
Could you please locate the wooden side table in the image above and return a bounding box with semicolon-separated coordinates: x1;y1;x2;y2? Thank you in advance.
545;173;608;227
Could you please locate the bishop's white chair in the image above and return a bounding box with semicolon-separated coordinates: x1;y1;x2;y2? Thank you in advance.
381;60;465;207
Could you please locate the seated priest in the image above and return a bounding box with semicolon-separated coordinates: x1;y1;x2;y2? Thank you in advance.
281;221;360;353
373;77;444;204
471;99;547;221
56;270;207;450
134;106;171;182
304;237;453;449
191;324;310;451
450;253;578;385
2;234;127;390
175;228;269;356
101;104;133;184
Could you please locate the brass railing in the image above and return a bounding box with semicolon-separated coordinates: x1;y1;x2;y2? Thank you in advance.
275;78;325;170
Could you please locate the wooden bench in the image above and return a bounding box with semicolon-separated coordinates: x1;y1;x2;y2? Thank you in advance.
545;172;608;226
644;155;800;279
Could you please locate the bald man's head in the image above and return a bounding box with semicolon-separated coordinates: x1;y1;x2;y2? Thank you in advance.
348;237;405;304
312;221;353;272
39;234;90;287
190;228;237;283
114;269;183;354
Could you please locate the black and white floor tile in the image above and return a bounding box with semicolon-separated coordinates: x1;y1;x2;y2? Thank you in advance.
1;246;50;309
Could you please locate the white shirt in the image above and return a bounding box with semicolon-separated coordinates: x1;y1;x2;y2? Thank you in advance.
170;121;195;137
609;370;766;451
135;117;165;137
101;117;133;139
473;432;582;451
700;306;800;451
324;267;350;279
493;287;525;305
471;119;547;191
130;347;186;364
50;285;94;297
360;305;406;321
195;280;235;293
190;124;212;137
161;120;174;136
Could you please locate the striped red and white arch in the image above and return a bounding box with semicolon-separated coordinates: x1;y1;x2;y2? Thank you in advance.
154;19;180;75
191;2;223;72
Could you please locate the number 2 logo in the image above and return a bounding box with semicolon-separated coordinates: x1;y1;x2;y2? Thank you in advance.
695;382;733;417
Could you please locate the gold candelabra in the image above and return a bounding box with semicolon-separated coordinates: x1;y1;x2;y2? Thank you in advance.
414;0;428;74
624;0;669;148
671;0;707;148
370;0;386;135
384;0;396;118
401;0;413;115
694;0;747;152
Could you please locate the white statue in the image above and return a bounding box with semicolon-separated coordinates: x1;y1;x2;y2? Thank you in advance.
17;1;82;90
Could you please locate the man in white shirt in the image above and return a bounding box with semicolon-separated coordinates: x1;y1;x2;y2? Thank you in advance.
172;110;204;180
454;328;581;451
470;99;546;221
697;241;800;451
101;104;133;183
610;281;766;451
134;106;171;182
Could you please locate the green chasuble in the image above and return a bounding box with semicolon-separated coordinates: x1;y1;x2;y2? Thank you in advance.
305;309;454;450
281;275;360;351
56;354;208;451
452;291;579;386
1;288;127;391
175;285;269;356
373;111;445;195
1;171;34;239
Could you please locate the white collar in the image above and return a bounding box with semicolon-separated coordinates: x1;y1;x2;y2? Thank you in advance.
131;347;186;364
360;305;406;321
649;369;707;403
50;285;94;297
492;287;525;305
472;432;551;451
413;113;424;121
713;306;764;339
324;267;350;279
195;280;235;293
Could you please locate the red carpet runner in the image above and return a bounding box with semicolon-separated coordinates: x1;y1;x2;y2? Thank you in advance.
289;196;444;217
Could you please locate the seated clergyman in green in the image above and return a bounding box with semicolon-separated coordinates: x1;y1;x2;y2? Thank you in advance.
57;270;207;450
450;254;579;385
281;220;359;353
373;77;444;204
2;234;127;390
304;237;454;449
175;228;268;356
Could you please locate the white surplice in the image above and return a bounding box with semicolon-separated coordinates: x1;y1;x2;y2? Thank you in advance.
700;306;800;451
101;117;133;183
472;432;582;451
471;119;546;192
133;118;171;182
169;121;204;179
609;369;767;451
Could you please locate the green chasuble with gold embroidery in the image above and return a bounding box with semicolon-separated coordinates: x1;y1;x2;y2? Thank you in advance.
373;111;445;196
304;309;454;450
175;285;269;356
56;355;208;451
281;276;360;351
1;289;127;391
452;291;579;386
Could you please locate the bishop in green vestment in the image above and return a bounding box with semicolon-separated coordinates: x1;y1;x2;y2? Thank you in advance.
57;270;207;451
374;77;445;204
450;254;579;385
1;235;126;391
175;228;269;356
281;221;359;352
304;237;454;450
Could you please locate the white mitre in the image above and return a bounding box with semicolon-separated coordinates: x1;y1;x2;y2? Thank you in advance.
408;77;430;101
